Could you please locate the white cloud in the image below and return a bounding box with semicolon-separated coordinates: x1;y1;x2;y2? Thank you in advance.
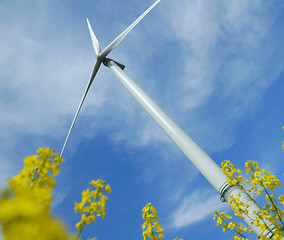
171;189;225;228
154;0;284;156
0;0;283;185
165;0;220;54
0;157;14;188
51;188;70;208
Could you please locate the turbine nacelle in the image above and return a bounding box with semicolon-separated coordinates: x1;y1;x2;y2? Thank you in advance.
103;58;125;70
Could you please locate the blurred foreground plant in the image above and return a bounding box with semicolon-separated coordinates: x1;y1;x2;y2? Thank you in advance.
0;147;72;240
0;148;113;240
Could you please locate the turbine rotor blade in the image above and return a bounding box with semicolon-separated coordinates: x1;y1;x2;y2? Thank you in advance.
99;0;161;59
60;60;102;157
61;0;161;156
86;18;101;56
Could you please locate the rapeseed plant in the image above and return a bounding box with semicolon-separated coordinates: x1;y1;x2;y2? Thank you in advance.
0;147;72;240
2;125;283;239
213;126;284;240
0;148;112;240
216;159;284;239
74;179;112;240
142;203;164;240
141;203;183;240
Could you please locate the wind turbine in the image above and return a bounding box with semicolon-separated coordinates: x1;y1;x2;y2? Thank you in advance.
60;0;280;238
60;0;161;157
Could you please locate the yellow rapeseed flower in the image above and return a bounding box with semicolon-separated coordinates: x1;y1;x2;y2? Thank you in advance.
74;179;111;240
221;160;243;185
9;147;63;209
279;195;284;205
216;159;284;240
142;203;164;240
0;147;72;240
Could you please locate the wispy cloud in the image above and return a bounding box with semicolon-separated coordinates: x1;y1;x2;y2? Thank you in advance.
171;189;225;228
154;0;284;155
0;0;283;186
0;2;283;240
0;155;13;188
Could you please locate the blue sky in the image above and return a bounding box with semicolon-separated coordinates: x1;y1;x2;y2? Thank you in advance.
0;0;284;239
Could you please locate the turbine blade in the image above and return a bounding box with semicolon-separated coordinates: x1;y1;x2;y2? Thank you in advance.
100;0;161;59
60;60;102;157
86;18;101;56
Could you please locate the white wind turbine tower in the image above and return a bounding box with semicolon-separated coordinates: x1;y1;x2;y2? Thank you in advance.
60;1;280;238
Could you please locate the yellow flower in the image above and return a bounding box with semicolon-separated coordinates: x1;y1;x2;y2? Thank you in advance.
217;158;284;240
228;221;238;230
8;147;63;210
104;184;112;194
141;203;164;240
257;189;263;195
221;160;243;185
0;148;71;240
74;179;111;240
0;198;44;221
76;221;84;231
279;195;284;205
243;180;250;185
82;189;92;203
0;148;75;240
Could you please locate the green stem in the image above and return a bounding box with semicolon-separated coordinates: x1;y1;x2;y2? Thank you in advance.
217;215;248;239
75;187;102;240
75;211;92;240
256;212;275;237
272;189;277;206
31;168;39;182
245;189;262;210
151;230;155;240
75;227;84;240
31;157;47;183
233;228;247;239
239;207;254;222
260;182;284;226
